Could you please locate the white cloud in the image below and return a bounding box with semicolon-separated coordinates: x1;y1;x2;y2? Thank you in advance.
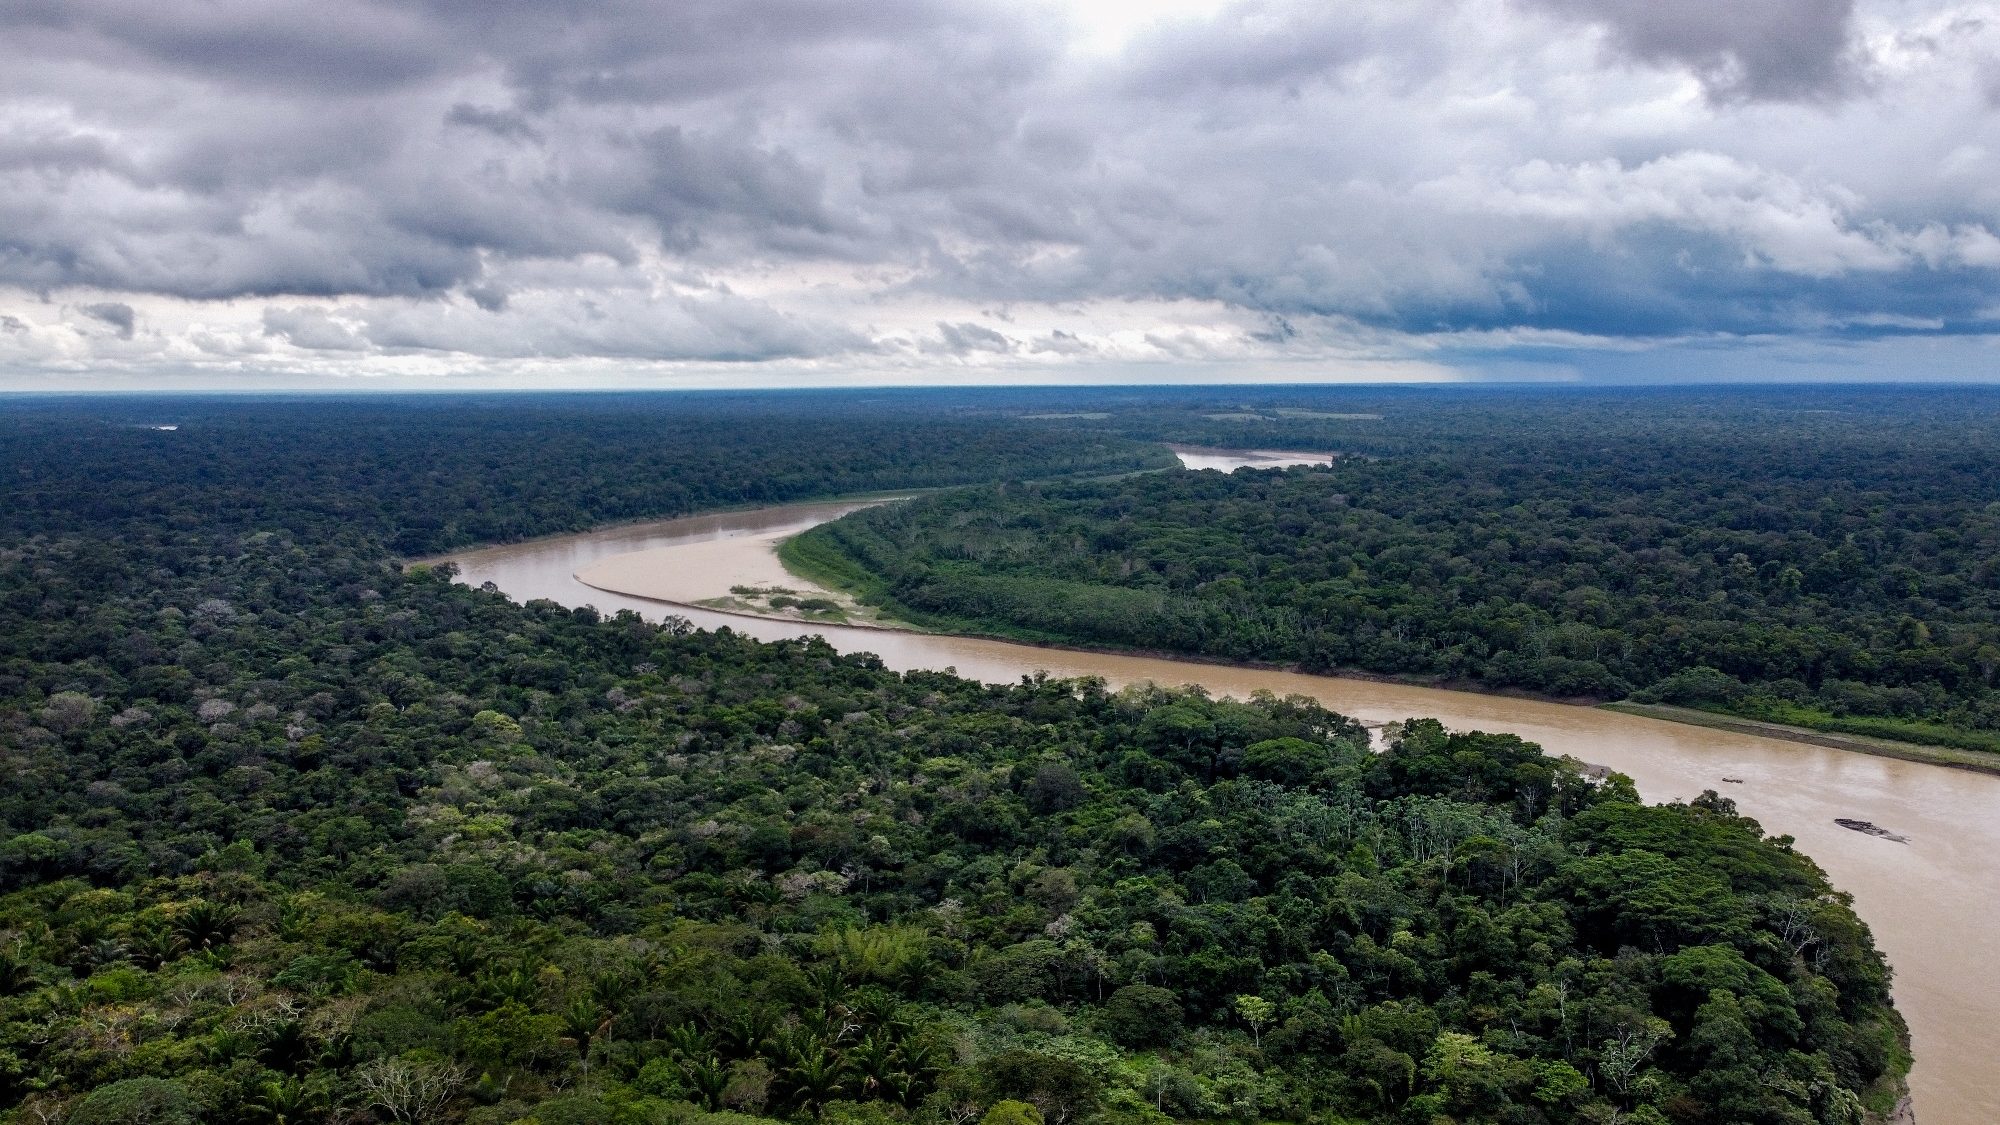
263;306;368;351
1414;153;1914;276
0;0;1996;385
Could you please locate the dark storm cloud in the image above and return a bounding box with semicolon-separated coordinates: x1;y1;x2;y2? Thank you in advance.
609;126;841;245
1355;228;2000;340
0;0;1029;308
0;128;124;176
5;0;452;94
465;284;510;312
1531;0;1860;101
1030;329;1093;355
445;104;540;143
928;321;1016;355
80;301;135;338
0;0;1995;376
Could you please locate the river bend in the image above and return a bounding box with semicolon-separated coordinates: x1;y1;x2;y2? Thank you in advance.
436;486;1997;1123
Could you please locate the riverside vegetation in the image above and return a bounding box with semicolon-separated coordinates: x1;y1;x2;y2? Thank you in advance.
1;394;1908;1124
791;387;2000;761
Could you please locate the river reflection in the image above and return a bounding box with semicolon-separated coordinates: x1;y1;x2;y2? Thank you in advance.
435;487;1996;1123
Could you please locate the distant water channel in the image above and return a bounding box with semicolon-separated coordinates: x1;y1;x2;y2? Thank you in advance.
435;450;1995;1123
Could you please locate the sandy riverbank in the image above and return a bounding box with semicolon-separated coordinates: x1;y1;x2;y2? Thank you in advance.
572;518;900;629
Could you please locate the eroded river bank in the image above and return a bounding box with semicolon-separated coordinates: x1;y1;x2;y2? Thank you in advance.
434;488;2000;1123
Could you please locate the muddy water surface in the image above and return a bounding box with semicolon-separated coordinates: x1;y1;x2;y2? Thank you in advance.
1168;444;1335;471
438;489;1999;1123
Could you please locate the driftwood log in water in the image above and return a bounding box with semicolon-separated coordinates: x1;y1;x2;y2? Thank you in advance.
1837;818;1911;844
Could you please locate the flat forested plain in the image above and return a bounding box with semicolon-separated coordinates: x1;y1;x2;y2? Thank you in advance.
0;392;1909;1125
795;387;2000;761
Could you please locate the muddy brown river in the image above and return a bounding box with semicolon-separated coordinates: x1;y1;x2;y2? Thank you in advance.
436;480;2000;1122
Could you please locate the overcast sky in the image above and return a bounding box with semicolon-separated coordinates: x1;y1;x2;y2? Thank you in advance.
3;0;1998;388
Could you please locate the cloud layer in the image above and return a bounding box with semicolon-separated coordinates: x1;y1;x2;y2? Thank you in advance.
2;0;1997;383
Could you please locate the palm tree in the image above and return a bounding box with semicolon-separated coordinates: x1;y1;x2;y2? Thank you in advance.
847;988;903;1032
249;1076;325;1124
890;1038;949;1106
473;965;540;1010
807;963;849;1007
257;1019;314;1074
560;997;609;1066
79;938;130;972
768;1028;826;1071
846;1031;900;1099
588;969;634;1012
0;944;35;996
678;1054;730;1109
173;899;239;951
781;1047;849;1114
719;1009;776;1058
128;922;185;970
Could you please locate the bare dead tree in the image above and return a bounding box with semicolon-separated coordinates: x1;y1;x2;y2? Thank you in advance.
355;1056;467;1122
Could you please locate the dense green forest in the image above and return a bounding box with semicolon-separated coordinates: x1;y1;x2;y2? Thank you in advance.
792;388;2000;754
0;393;1909;1124
0;395;1175;555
